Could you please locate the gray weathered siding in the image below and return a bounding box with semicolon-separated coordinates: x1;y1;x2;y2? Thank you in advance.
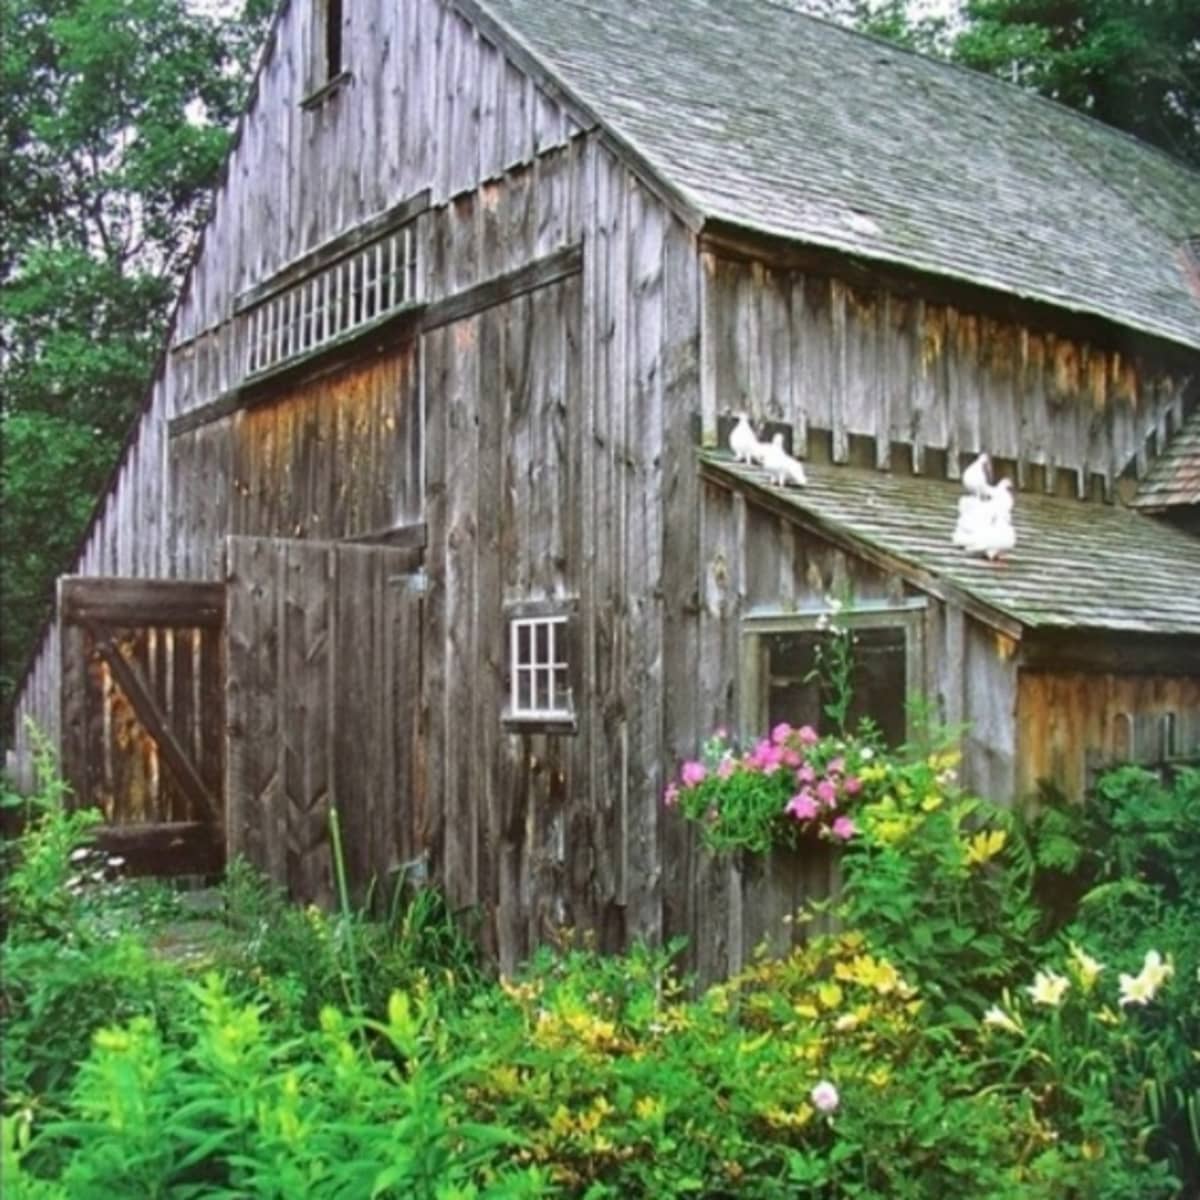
699;251;1193;496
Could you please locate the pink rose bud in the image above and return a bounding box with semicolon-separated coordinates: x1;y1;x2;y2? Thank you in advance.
844;776;863;795
831;816;856;840
771;722;793;745
681;760;707;787
816;779;838;807
798;725;819;745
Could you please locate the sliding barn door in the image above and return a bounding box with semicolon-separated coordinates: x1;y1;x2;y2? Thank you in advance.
224;536;423;905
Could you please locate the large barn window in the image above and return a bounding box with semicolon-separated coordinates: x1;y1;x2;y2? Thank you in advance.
503;601;578;733
741;603;926;746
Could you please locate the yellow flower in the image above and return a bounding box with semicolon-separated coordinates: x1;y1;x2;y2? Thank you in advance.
817;982;844;1010
1119;949;1174;1007
982;1005;1023;1035
634;1096;664;1121
965;829;1007;866
1068;944;1104;989
1026;970;1070;1008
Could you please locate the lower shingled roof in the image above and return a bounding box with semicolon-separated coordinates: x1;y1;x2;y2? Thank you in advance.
701;452;1200;638
1132;408;1200;511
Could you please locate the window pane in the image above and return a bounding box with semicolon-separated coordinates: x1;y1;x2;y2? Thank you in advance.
535;668;552;712
765;625;906;746
554;667;569;709
535;621;550;664
517;668;532;713
517;622;531;665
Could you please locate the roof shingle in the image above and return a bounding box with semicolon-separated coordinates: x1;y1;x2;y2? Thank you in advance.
477;0;1200;351
1132;408;1200;511
701;453;1200;637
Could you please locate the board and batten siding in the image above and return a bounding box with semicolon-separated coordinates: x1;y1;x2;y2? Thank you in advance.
168;0;587;406
1017;671;1200;800
699;251;1194;497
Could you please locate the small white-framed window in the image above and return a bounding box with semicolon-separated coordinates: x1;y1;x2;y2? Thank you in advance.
740;601;926;746
510;615;572;721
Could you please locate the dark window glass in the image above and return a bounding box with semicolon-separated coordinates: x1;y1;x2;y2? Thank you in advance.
764;626;906;746
325;0;343;80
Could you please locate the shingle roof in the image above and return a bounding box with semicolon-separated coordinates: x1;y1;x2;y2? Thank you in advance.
1132;408;1200;511
474;0;1200;352
700;453;1200;638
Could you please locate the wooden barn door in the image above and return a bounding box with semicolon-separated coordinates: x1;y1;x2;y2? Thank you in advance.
58;577;226;876
225;536;424;906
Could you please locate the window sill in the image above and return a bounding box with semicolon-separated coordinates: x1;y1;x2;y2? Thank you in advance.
300;70;353;112
502;713;578;737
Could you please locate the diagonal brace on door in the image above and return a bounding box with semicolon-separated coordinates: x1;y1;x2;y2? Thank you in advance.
84;623;221;826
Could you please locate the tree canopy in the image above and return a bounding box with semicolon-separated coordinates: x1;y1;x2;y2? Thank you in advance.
0;0;273;713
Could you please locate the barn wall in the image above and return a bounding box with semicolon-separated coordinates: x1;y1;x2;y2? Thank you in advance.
1017;671;1200;800
700;252;1194;497
167;0;585;410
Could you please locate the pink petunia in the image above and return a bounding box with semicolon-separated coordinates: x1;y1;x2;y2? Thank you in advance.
844;776;863;796
771;722;793;745
816;779;838;807
831;816;857;840
681;760;707;788
787;792;819;821
798;725;819;746
796;764;816;785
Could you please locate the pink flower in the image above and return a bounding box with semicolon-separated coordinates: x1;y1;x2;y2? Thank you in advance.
780;747;801;768
714;726;728;740
827;756;845;776
717;757;735;780
681;760;707;788
816;779;838;807
798;725;818;746
844;776;862;796
787;792;819;821
663;783;679;807
796;764;816;785
750;741;783;771
831;816;857;840
771;722;793;745
810;1080;839;1114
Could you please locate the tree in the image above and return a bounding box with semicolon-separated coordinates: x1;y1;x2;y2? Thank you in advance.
954;0;1200;168
0;0;273;712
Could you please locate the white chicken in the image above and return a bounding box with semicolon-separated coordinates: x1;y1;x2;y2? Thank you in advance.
761;433;807;487
729;414;763;465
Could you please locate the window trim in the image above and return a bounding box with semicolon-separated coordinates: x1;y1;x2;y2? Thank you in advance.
739;600;926;742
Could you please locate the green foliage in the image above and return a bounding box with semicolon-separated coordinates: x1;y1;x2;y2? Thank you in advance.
4;751;1199;1196
953;0;1200;168
839;746;1042;1016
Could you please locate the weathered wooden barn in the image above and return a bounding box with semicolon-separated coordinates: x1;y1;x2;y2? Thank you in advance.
9;0;1200;976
